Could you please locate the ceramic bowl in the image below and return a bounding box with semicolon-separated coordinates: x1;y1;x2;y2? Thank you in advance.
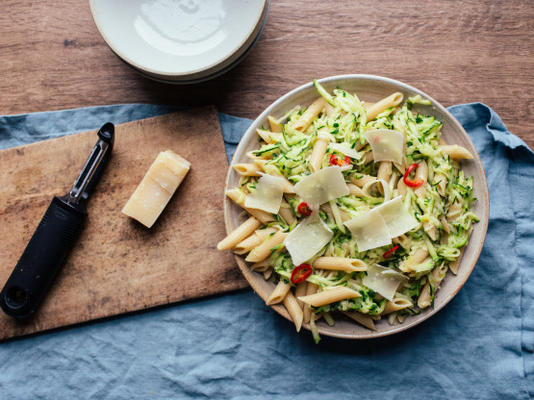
223;75;490;339
90;0;269;83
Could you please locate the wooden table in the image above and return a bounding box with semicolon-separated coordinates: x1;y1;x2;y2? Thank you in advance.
1;1;533;147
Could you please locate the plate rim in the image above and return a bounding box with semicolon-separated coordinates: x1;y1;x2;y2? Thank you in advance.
223;74;490;339
89;0;268;77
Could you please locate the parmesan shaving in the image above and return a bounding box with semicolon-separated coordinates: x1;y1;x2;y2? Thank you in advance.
329;143;361;160
364;129;404;164
362;264;404;301
284;214;333;266
344;208;392;252
244;174;286;214
294;166;349;205
374;196;419;238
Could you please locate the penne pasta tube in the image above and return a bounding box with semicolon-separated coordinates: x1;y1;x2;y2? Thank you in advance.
263;269;273;280
267;116;283;133
313;257;367;273
295;282;308;308
226;188;274;224
397;177;407;196
439;144;473;160
251;259;271;272
278;200;295;224
309;138;329;172
217;217;261;250
293;97;327;132
348;183;365;197
233;163;261;177
283;291;304;332
366;92;403;121
303;283;317;323
298;287;361;307
417;283;432;309
246;231;287;263
351;174;376;188
434;173;448;197
383;298;413;315
266;280;291;305
377;161;392;189
234;227;276;254
325;103;336;118
343;311;377;331
447;201;462;221
414;160;428;198
256;128;282;144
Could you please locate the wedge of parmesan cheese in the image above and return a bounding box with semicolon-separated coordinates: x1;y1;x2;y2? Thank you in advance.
374;196;419;238
122;150;190;228
294;167;349;205
362;264;405;301
364;129;404;164
284;214;333;266
244;174;286;214
344;208;391;252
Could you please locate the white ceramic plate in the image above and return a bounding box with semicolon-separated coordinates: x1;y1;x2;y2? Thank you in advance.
224;75;490;339
90;0;267;79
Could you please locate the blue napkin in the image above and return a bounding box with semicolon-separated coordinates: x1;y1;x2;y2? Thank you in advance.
0;104;532;400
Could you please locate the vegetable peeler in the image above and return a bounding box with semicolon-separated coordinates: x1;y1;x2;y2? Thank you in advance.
0;123;115;318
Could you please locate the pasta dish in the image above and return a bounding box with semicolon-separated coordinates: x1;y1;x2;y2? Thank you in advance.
218;80;479;342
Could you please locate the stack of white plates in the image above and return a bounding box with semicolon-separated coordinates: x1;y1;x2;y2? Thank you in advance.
90;0;269;84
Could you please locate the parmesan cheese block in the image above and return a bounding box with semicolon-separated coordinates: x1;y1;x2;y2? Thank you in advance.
122;150;190;228
364;129;404;164
374;196;419;238
294;167;349;205
284;215;333;266
244;174;285;214
344;208;391;252
362;264;405;301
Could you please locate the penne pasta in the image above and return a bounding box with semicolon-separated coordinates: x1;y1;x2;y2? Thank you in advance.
266;280;291;305
348;183;365;197
309;138;329;172
233;163;262;177
246;230;287;263
343;311;377;331
303;283;317;323
217;217;262;251
283;292;304;332
383;298;413;315
313;257;367;273
226;188;275;224
267;116;283;133
234;228;276;255
366;92;404;121
278;200;296;224
293;97;327;132
439;144;473;160
298;287;361;307
417;283;432;309
256;128;282;144
295;282;308;308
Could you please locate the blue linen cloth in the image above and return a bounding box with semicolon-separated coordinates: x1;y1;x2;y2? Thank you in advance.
0;103;532;400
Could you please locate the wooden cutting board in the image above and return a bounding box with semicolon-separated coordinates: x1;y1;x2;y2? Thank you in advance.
0;107;247;341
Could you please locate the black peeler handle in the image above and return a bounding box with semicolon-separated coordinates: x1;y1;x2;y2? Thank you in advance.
0;197;86;318
0;122;114;318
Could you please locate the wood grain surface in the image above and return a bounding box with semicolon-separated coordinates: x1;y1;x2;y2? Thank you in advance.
0;1;533;147
0;108;246;340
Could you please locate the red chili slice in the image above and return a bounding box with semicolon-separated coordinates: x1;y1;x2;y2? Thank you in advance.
297;202;312;216
329;154;351;167
383;245;399;259
290;264;313;284
403;163;424;188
